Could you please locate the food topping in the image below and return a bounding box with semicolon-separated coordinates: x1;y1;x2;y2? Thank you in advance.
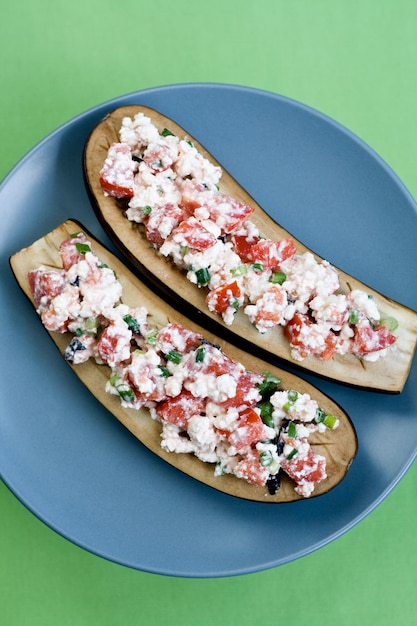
99;112;398;362
28;232;342;498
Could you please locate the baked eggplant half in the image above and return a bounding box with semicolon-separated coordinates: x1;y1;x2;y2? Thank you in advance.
10;219;357;502
83;105;417;393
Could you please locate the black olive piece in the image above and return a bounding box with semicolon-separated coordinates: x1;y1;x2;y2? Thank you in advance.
69;276;80;287
266;470;283;495
200;338;221;350
64;337;87;363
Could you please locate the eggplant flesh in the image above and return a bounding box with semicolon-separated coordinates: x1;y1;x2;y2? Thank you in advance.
9;219;357;503
83;105;417;393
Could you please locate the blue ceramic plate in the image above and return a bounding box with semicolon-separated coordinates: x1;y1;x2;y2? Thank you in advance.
1;84;416;577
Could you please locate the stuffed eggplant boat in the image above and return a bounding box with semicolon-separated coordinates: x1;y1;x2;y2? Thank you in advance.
10;220;357;502
83;105;417;393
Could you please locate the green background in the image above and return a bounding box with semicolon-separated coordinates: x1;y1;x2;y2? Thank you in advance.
1;1;416;624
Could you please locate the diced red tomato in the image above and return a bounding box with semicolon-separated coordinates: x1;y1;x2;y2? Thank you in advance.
280;447;326;487
218;372;262;409
180;182;254;234
157;390;206;429
142;142;176;172
231;234;260;263
284;312;338;359
40;309;69;333
145;204;189;247
95;323;131;367
234;449;270;486
206;281;241;315
185;343;239;380
28;268;66;307
222;408;265;451
284;312;313;358
156;322;203;354
208;194;255;235
99;142;135;199
318;332;338;360
179;180;208;212
250;238;296;270
352;319;397;355
124;354;167;405
170;217;217;251
59;233;91;270
249;285;287;331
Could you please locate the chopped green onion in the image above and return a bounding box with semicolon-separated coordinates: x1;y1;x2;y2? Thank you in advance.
349;309;360;325
287;421;297;438
161;128;175;137
230;297;240;311
287;390;298;403
283;401;292;413
75;242;91;255
109;374;135;403
251;262;264;272
259;401;274;427
315;407;326;423
380;316;399;332
259;450;274;467
186;139;194;147
109;374;121;386
146;330;158;346
257;372;281;399
86;317;96;328
270;271;286;285
74;328;85;337
195;346;206;362
195;267;210;286
158;365;172;378
141;205;152;216
166;350;183;364
230;264;248;277
315;408;337;429
286;448;298;461
323;413;338;429
70;231;84;238
98;263;109;269
179;245;190;256
123;314;141;334
118;387;136;403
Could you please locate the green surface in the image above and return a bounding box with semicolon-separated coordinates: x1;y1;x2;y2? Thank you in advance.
1;1;416;624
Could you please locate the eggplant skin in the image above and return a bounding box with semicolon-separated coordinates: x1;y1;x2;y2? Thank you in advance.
83;105;417;393
9;219;358;503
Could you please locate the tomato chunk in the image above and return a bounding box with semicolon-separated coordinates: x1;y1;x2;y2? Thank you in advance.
145;204;189;247
59;233;91;270
156;322;203;354
157;390;206;429
96;322;132;367
180;182;254;234
219;372;262;409
169;217;217;251
231;234;260;263
185;343;238;379
206;281;241;315
28;268;66;307
99;142;135;199
246;285;287;332
352;319;397;355
281;447;326;487
208;194;255;234
225;408;265;451
142;142;176;173
250;238;296;270
234;449;270;486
